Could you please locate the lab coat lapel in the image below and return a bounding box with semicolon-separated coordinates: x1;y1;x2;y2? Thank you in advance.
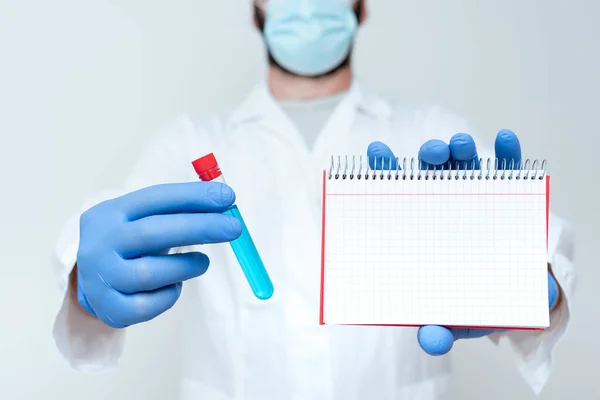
228;81;310;157
311;81;394;196
311;83;359;163
228;79;394;176
313;81;392;173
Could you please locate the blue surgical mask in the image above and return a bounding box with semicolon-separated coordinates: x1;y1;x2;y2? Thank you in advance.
263;0;358;76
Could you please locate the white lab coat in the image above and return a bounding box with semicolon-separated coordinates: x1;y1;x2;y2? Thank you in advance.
52;80;576;400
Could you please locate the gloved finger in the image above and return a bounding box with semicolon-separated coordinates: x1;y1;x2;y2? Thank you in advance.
116;182;236;221
96;282;183;328
549;271;559;310
418;140;450;170
367;141;398;170
449;133;480;170
450;327;495;340
417;325;455;355
117;213;242;258
108;252;211;294
495;129;522;169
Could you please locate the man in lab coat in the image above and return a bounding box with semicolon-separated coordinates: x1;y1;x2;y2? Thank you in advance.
52;0;575;399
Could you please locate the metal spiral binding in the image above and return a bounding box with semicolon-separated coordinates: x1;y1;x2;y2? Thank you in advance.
327;156;547;181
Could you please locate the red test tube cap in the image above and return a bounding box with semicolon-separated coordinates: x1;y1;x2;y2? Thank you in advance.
192;153;222;181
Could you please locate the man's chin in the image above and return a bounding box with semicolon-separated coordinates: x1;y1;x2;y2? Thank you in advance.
267;53;352;78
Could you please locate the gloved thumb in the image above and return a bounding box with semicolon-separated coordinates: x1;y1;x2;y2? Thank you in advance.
367;141;399;170
76;280;97;317
417;325;454;355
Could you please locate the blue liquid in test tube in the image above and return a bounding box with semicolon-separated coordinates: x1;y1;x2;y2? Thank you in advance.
225;205;273;300
191;153;274;300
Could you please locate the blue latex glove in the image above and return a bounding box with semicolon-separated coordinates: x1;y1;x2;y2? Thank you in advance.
367;131;560;355
76;182;242;328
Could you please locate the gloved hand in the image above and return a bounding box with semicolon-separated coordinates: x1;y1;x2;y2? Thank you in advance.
76;181;242;328
367;130;560;355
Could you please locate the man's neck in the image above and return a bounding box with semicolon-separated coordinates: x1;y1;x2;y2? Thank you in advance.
268;66;353;101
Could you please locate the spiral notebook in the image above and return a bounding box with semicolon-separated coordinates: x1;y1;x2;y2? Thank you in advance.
320;157;550;330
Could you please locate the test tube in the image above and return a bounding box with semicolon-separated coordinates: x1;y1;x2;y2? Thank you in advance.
191;153;274;300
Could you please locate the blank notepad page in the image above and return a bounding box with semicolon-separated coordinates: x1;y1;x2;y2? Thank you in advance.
320;164;550;329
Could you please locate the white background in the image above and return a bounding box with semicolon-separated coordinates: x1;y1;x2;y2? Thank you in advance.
0;0;598;398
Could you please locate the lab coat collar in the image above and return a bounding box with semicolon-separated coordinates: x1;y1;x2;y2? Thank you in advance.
227;78;393;128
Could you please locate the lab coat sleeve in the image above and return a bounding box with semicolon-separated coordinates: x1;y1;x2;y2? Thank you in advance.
416;106;576;394
52;115;205;372
487;214;575;395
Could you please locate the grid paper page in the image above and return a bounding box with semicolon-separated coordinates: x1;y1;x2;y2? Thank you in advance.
321;173;549;329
